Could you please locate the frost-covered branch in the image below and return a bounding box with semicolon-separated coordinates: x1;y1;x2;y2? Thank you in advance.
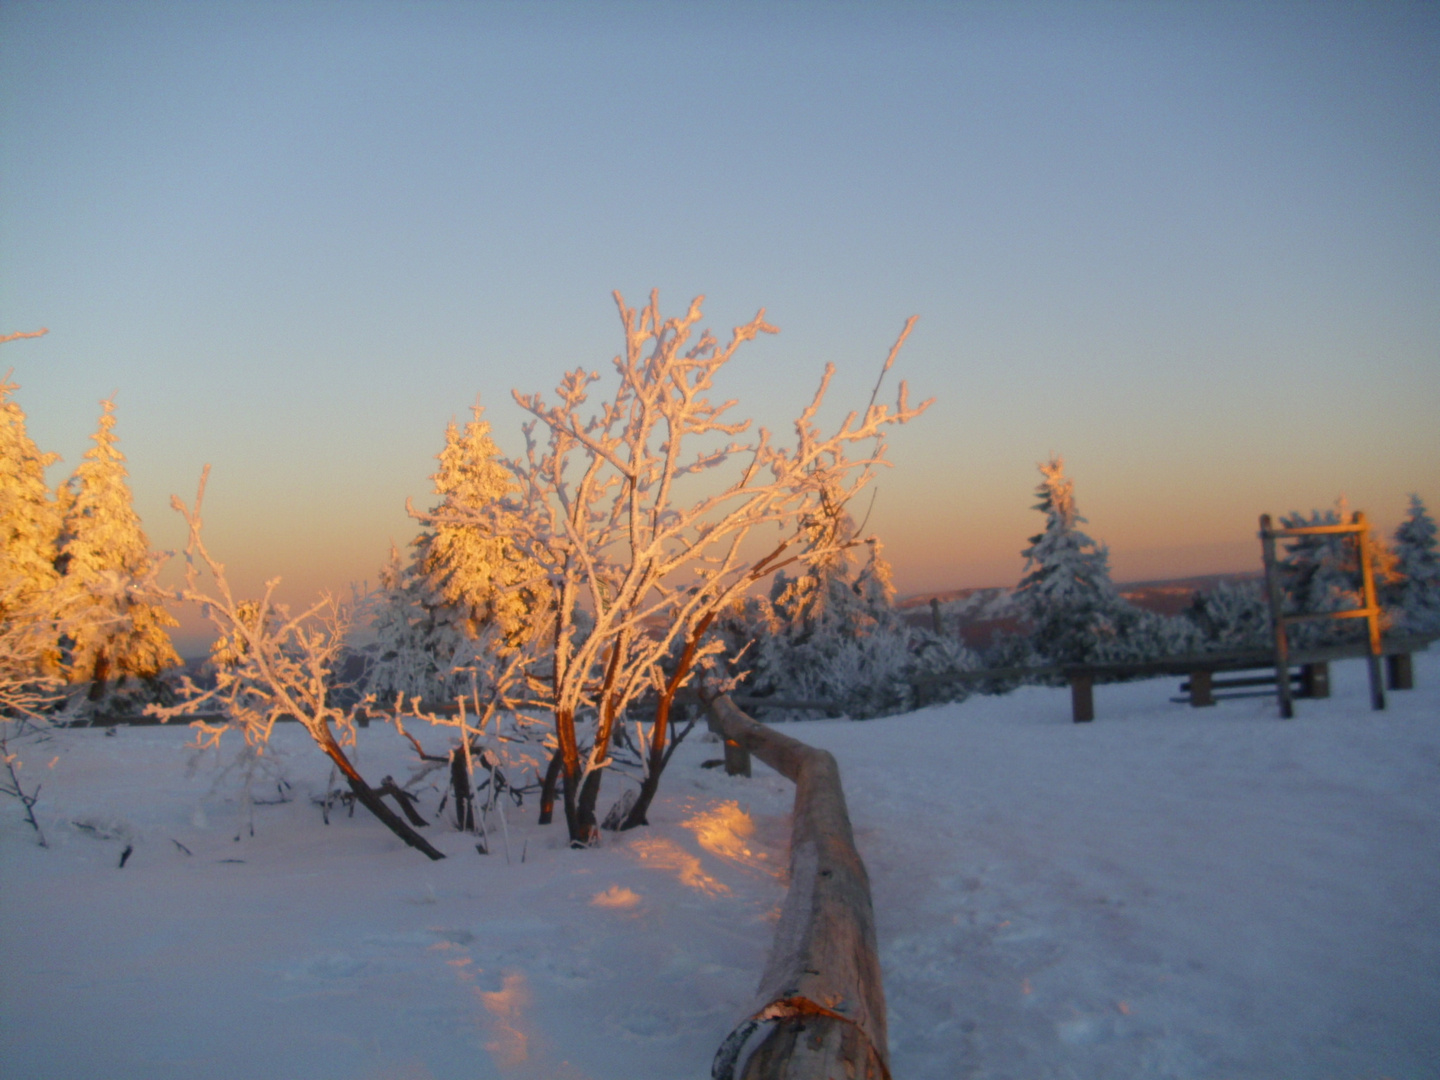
150;468;446;860
436;290;931;844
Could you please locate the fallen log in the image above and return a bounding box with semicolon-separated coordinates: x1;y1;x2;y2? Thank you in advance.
707;694;890;1080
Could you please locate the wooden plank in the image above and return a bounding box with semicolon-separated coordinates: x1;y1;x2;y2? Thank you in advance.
1260;513;1294;719
707;695;890;1080
1300;662;1330;699
1070;672;1095;723
1188;668;1214;707
1387;653;1414;691
1182;673;1298;692
1265;523;1370;537
1355;511;1386;712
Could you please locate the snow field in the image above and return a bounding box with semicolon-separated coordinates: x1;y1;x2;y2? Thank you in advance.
3;651;1438;1079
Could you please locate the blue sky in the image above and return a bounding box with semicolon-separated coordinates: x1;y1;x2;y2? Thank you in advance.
3;1;1437;646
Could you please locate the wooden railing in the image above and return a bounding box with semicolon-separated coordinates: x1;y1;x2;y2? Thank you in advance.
734;634;1434;725
706;693;891;1080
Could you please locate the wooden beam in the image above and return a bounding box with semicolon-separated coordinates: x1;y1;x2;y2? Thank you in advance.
1070;672;1095;723
707;694;890;1080
1260;513;1294;719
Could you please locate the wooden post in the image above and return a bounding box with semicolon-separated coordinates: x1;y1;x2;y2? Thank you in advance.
1354;512;1386;712
1299;662;1330;699
1386;652;1414;691
1260;514;1294;719
1189;669;1214;707
724;736;752;778
930;597;943;635
1069;672;1094;723
706;707;753;777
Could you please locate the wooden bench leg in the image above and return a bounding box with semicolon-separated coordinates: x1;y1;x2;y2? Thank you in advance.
1189;669;1214;707
1386;653;1414;691
1070;673;1094;723
1300;661;1330;699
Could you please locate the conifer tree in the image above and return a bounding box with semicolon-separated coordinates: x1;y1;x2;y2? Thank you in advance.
1388;494;1440;633
1014;457;1123;663
372;402;540;704
0;373;64;676
416;402;536;643
56;397;178;695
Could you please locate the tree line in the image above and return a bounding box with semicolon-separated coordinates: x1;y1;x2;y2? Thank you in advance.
5;301;1439;857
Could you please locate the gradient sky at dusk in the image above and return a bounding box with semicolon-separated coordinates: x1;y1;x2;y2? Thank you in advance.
3;1;1437;648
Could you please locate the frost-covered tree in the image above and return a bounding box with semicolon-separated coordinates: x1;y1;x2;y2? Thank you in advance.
367;543;465;704
151;468;447;859
1387;494;1440;634
372;403;542;705
55;398;178;696
434;291;930;844
1184;579;1270;650
733;497;976;717
0;372;63;676
1013;457;1126;664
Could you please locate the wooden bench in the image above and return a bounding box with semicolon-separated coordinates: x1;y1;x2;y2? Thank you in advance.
908;634;1432;724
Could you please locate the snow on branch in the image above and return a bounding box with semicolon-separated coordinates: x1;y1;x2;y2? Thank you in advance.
420;290;931;844
150;467;446;860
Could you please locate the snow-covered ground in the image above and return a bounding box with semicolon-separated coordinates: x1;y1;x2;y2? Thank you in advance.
3;653;1438;1080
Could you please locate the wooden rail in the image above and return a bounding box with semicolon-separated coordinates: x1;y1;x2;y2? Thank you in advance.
707;694;890;1080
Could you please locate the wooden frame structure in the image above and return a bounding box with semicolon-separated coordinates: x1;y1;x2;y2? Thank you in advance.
1259;511;1385;718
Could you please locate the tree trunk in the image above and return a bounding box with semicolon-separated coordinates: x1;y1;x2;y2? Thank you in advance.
619;618;712;831
561;763;585;846
622;766;661;830
87;649;110;702
574;768;603;844
449;748;474;832
537;749;563;825
315;730;446;860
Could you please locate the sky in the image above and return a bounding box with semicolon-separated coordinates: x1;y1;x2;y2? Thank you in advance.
2;0;1437;649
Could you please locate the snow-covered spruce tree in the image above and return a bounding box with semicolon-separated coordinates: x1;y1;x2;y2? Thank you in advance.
150;468;447;860
1183;579;1270;651
366;543;465;705
739;498;975;717
55;398;178;699
373;403;541;706
1013;457;1125;664
1387;494;1440;634
0;372;63;678
430;291;930;845
1012;458;1200;665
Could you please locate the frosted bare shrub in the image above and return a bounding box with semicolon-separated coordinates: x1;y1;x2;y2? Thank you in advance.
425;291;930;845
150;468;446;859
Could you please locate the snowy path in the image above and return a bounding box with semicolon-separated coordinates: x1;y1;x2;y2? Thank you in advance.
3;653;1438;1079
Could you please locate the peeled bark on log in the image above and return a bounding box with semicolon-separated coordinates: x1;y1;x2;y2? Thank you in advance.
707;694;889;1080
